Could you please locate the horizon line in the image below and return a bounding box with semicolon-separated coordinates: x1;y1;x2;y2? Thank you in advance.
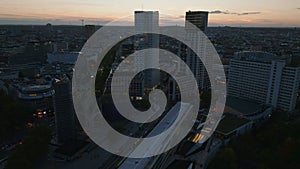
0;24;299;28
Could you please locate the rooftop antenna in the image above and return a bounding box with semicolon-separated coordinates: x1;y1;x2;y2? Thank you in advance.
81;19;84;27
81;19;84;33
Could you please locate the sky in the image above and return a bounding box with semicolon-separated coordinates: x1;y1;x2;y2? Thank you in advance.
0;0;300;27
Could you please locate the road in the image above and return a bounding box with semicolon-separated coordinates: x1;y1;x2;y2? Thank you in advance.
118;102;192;169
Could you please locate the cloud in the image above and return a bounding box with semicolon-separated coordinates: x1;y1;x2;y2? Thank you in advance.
256;19;273;23
210;10;230;14
238;12;261;15
210;10;261;16
297;8;300;10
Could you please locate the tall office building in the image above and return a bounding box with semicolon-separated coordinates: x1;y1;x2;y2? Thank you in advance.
53;77;77;143
168;11;210;101
185;11;208;32
228;51;300;112
134;11;160;90
185;11;210;90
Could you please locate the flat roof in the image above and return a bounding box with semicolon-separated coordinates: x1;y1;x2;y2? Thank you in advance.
225;96;263;115
21;85;52;92
234;51;291;64
135;11;158;13
216;113;251;135
186;11;209;14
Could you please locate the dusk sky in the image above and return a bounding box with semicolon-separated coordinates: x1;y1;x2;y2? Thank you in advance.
1;0;300;27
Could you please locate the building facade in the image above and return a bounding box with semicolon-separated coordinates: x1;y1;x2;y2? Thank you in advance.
185;11;208;32
47;52;79;65
53;78;77;143
228;51;300;112
134;11;160;90
185;11;210;90
18;84;54;113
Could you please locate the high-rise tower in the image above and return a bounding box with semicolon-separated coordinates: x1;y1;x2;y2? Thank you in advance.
134;11;160;90
53;77;77;143
185;10;210;90
185;11;208;32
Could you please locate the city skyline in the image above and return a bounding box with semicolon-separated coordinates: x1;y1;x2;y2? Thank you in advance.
0;0;300;27
0;3;300;168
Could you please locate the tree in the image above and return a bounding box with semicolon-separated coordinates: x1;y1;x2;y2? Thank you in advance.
5;126;51;169
211;110;300;169
208;148;238;169
0;90;32;142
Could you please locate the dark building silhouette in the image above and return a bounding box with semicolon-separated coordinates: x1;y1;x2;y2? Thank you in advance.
134;11;160;90
85;25;96;38
185;11;208;32
53;77;76;143
185;10;210;90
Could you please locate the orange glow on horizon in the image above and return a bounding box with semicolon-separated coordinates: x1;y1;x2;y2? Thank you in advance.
0;0;299;26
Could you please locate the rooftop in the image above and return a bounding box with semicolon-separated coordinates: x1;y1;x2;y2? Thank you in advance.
21;84;52;92
186;11;209;14
225;96;264;116
135;11;158;14
234;51;292;64
216;113;251;135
